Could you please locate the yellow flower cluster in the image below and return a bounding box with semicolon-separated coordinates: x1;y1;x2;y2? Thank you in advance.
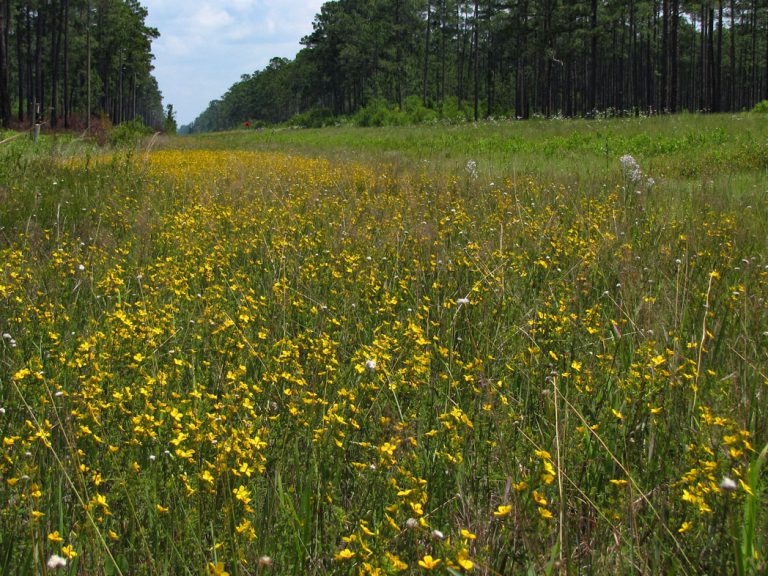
0;147;764;574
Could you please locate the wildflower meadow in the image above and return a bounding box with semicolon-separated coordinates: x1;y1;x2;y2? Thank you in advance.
1;116;767;575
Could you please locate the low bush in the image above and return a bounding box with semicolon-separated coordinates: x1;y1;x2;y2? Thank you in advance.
108;118;154;147
286;107;335;128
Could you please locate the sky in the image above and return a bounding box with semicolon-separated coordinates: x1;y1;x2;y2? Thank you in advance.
143;0;326;125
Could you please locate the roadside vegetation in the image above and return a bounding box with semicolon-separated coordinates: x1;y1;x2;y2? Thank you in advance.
1;114;766;575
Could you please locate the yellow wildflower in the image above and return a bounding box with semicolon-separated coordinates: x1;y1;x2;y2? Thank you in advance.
418;555;441;570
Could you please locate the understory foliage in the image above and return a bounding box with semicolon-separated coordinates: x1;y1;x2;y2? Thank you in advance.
0;128;766;575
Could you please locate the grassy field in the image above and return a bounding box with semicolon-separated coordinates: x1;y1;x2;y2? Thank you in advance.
1;115;767;575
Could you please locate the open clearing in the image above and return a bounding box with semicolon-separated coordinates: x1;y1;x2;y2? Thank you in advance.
1;115;767;575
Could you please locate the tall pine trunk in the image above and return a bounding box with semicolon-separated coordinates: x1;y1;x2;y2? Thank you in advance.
473;0;479;120
670;0;679;112
589;0;597;112
662;0;668;110
422;0;431;105
729;0;736;109
0;0;10;127
35;5;45;123
16;8;23;122
51;0;63;127
715;1;723;112
708;5;715;111
63;0;70;127
515;0;528;118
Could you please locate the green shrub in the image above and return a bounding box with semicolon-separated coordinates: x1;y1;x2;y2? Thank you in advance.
440;96;470;123
354;98;405;127
402;95;438;124
109;118;154;147
752;100;768;113
287;107;335;128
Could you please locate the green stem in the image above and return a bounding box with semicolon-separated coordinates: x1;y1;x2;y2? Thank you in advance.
740;441;768;575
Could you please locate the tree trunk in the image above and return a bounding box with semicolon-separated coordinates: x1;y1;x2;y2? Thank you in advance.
395;0;403;108
708;5;716;111
750;0;757;105
35;4;45;123
616;7;626;111
699;2;707;110
422;0;431;105
629;0;638;112
0;0;10;128
670;0;679;112
729;0;736;109
589;0;597;112
765;2;768;99
439;0;446;106
715;0;723;112
485;1;493;117
63;0;70;127
515;0;528;118
473;0;479;121
661;0;668;110
646;11;654;112
457;3;466;106
16;8;23;122
26;7;32;123
51;0;63;128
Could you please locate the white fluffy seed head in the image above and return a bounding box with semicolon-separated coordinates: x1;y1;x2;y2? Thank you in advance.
258;556;273;567
720;477;738;492
47;555;67;570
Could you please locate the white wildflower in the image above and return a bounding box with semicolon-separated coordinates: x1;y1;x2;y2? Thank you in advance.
457;297;470;305
405;518;419;529
465;160;478;179
365;359;377;371
719;477;738;492
46;555;67;570
619;154;643;184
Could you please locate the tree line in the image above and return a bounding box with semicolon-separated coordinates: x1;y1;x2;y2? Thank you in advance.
191;0;768;132
0;0;164;131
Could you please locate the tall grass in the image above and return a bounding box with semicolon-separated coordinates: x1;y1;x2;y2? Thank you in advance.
0;116;766;575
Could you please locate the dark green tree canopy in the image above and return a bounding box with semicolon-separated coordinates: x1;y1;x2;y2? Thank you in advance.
0;0;164;129
191;0;768;132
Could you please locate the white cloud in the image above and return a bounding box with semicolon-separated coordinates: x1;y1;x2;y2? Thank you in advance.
143;0;324;123
189;4;234;30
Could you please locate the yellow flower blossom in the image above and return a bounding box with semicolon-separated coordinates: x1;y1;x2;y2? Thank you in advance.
61;545;77;560
208;562;229;576
334;548;355;561
418;555;441;570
